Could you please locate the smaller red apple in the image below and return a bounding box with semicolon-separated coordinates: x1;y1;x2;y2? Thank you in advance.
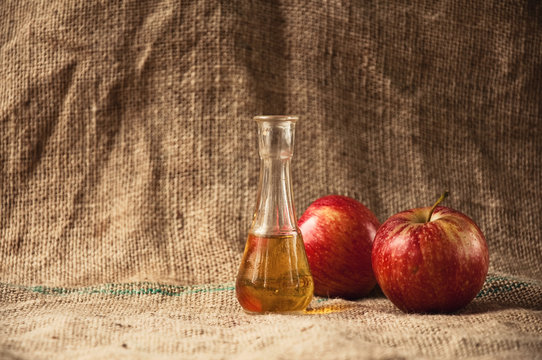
372;192;489;313
299;195;380;299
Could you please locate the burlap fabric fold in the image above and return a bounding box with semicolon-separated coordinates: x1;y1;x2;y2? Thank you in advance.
1;0;541;358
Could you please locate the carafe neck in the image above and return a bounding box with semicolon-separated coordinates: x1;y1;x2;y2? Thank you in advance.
250;116;299;235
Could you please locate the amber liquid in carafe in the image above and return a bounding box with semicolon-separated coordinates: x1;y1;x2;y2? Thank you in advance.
236;233;313;313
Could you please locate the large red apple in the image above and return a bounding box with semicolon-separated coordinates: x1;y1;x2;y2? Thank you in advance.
372;192;489;313
299;195;380;299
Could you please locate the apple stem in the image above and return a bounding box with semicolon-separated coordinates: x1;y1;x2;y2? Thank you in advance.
427;191;449;222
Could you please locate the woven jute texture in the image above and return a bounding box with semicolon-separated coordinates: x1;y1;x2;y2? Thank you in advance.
1;275;541;359
1;0;541;358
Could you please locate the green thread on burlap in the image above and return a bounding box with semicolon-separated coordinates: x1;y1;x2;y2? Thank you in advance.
476;275;535;298
7;282;235;297
2;275;538;299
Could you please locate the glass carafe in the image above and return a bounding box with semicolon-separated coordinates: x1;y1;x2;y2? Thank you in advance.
236;115;313;314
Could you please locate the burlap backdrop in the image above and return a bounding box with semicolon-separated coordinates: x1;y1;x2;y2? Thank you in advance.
1;0;541;359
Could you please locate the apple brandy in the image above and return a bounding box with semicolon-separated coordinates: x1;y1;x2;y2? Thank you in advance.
236;116;313;313
236;233;313;313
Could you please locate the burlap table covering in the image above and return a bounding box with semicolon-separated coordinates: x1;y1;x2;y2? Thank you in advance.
1;0;541;358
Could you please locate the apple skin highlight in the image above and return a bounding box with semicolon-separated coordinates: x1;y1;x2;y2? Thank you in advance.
372;205;489;313
299;195;380;299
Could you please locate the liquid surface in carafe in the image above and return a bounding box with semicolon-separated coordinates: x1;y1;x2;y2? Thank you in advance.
236;233;313;313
